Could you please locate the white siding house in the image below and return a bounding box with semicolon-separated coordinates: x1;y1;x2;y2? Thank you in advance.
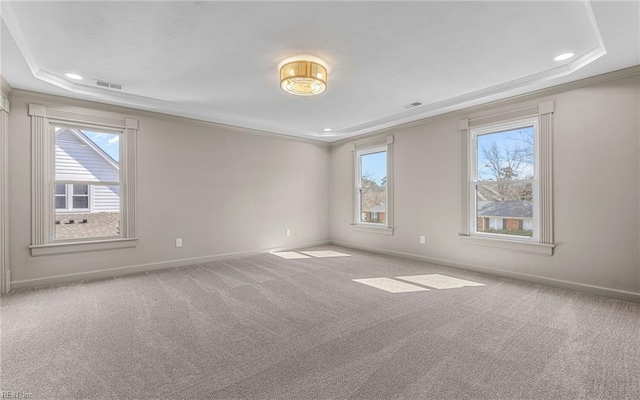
55;128;120;213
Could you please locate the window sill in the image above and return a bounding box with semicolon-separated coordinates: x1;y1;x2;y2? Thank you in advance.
30;237;138;256
459;234;554;256
351;224;394;236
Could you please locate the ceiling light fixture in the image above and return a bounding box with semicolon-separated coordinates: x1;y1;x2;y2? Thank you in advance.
65;73;83;80
279;55;328;96
323;128;332;132
554;52;574;61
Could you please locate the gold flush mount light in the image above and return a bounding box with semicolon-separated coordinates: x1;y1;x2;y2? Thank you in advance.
279;55;328;96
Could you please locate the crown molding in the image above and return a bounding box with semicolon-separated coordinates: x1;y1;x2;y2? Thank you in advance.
9;89;330;147
9;63;638;150
0;75;12;96
2;1;608;143
329;1;607;140
329;65;640;147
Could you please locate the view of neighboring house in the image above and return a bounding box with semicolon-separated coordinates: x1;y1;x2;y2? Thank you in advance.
362;203;386;224
54;128;120;240
476;183;533;236
477;200;533;234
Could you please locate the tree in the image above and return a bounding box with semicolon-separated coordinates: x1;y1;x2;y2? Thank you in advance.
360;173;386;210
480;141;533;201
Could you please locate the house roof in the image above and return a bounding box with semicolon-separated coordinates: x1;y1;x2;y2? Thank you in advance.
477;201;532;219
363;204;385;213
57;128;119;169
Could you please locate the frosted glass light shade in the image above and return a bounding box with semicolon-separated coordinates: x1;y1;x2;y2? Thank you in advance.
279;60;328;96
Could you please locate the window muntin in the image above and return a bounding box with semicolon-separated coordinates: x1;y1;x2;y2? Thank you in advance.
53;127;122;241
471;119;538;240
356;148;387;225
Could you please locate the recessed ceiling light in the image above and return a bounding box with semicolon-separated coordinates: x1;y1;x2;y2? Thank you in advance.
65;73;83;80
323;128;332;132
554;53;574;61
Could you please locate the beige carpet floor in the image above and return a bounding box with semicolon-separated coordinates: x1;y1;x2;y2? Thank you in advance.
1;246;639;399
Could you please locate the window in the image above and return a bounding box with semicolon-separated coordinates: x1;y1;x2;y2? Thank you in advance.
351;135;394;234
53;127;122;241
471;119;537;240
55;184;91;212
54;184;67;210
72;184;90;210
357;147;387;225
459;102;554;256
28;104;138;255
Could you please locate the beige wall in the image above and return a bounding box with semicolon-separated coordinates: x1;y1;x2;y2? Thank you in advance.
6;74;640;296
8;92;330;285
331;75;640;294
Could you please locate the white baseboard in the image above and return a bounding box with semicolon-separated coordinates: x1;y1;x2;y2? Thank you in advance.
9;240;331;291
331;240;640;304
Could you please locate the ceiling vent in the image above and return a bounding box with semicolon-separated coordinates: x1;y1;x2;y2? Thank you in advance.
402;101;422;109
95;80;123;90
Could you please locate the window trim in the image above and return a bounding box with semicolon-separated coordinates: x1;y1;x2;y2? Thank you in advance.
28;104;138;256
1;90;9;294
351;135;394;235
459;102;555;256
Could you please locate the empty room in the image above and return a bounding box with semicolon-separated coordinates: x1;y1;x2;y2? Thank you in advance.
1;1;639;399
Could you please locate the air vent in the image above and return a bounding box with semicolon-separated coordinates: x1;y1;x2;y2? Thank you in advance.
402;101;422;109
95;79;124;90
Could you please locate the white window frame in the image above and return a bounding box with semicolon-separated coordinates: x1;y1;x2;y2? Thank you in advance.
0;90;10;294
459;102;555;256
469;117;539;242
28;104;138;256
351;135;394;235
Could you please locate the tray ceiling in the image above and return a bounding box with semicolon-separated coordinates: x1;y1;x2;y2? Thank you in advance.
1;1;638;142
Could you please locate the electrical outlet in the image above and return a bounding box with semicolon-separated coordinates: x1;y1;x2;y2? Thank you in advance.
286;229;291;237
419;236;426;245
176;238;183;248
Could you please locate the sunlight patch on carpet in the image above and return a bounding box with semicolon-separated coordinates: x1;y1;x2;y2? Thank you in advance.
271;252;311;259
301;250;351;258
352;278;429;293
396;274;485;289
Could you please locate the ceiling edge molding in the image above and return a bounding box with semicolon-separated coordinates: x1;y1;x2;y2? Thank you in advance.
334;0;607;139
337;57;607;138
0;75;12;96
2;1;608;142
0;3;307;138
329;65;640;147
8;89;330;147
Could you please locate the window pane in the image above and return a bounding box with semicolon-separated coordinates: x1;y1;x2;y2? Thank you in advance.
476;183;533;237
359;150;387;224
73;196;89;209
73;184;88;195
55;184;66;195
477;126;534;181
55;184;120;241
360;151;387;185
360;186;386;224
55;127;120;182
55;196;66;210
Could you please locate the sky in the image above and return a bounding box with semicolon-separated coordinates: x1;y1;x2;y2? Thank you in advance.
361;151;387;184
83;131;120;162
